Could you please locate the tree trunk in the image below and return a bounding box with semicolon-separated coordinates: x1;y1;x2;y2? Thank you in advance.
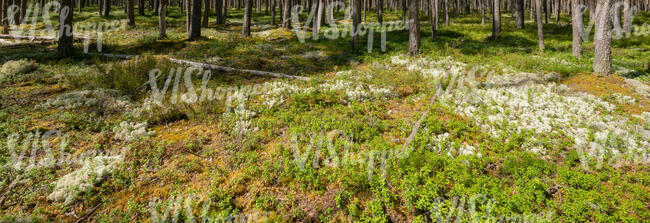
554;0;559;23
159;0;167;37
57;0;74;58
401;0;406;22
103;0;110;16
242;0;252;36
431;0;438;38
202;0;210;27
377;0;382;24
282;0;290;28
623;0;632;33
138;0;144;15
351;0;360;48
1;0;9;34
593;0;613;75
492;0;500;37
127;0;135;26
407;0;419;56
216;0;223;24
480;0;485;25
270;0;275;24
572;0;583;58
189;0;201;40
186;0;191;33
536;0;544;50
444;0;449;26
515;0;524;29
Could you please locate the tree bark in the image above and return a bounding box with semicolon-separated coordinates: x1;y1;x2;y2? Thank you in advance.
159;0;167;37
1;0;8;34
138;0;144;15
623;0;632;34
216;0;223;24
444;0;449;26
514;0;524;29
202;0;210;27
431;0;438;39
103;0;110;16
407;0;419;56
350;0;360;48
377;0;382;24
127;0;135;26
57;0;74;58
492;0;500;37
593;0;613;75
313;0;323;39
282;0;290;28
571;0;583;59
536;0;544;50
242;0;252;36
270;0;275;24
189;0;201;40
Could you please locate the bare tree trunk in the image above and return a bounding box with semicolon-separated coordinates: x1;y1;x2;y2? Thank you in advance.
159;0;167;37
139;0;145;15
492;0;500;37
186;0;192;33
431;0;438;38
127;0;135;26
515;0;524;29
377;0;382;24
401;0;406;22
444;0;449;26
103;0;110;16
572;0;583;58
554;0;559;23
271;0;275;24
351;0;360;48
282;0;290;28
536;0;544;50
593;0;613;75
1;0;8;34
202;0;210;27
57;0;74;58
216;0;223;24
313;0;323;39
623;0;632;33
189;0;201;40
480;0;485;25
408;0;419;55
242;0;252;36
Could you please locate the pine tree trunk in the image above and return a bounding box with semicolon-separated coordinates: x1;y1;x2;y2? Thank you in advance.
515;0;524;29
1;0;8;34
57;0;74;58
271;0;275;24
103;0;110;16
186;0;192;33
444;0;449;26
159;0;167;37
202;0;210;27
189;0;201;39
351;0;360;48
571;0;583;58
216;0;223;24
593;0;613;75
127;0;135;26
623;0;632;33
536;0;544;50
242;0;252;36
139;0;144;15
431;0;438;38
377;0;382;24
407;0;419;55
492;0;500;37
313;0;324;39
282;0;290;28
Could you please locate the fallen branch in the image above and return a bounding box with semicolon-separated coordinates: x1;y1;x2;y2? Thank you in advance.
74;204;101;223
84;52;311;81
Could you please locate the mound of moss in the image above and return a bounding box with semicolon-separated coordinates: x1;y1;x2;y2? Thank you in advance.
0;59;38;84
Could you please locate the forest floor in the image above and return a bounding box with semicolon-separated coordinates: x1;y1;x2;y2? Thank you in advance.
1;7;650;222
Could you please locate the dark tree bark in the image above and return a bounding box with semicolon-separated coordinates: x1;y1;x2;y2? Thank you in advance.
138;0;144;15
127;0;135;26
593;0;613;75
492;0;500;37
350;0;360;48
431;0;438;39
1;0;8;34
186;0;191;33
202;0;209;27
572;0;583;58
282;0;290;28
159;0;167;37
536;0;544;50
270;0;275;24
444;0;449;26
514;0;524;29
216;0;223;24
480;0;485;24
377;0;382;24
103;0;110;17
242;0;252;36
57;0;74;58
401;0;406;22
189;0;201;40
19;0;25;24
407;0;419;56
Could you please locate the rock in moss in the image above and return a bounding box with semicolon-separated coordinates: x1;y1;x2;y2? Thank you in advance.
0;59;38;84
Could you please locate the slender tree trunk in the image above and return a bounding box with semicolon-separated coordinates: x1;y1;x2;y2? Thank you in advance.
202;0;210;27
139;0;144;15
444;0;449;26
1;0;8;34
572;0;583;58
216;0;223;24
159;0;167;37
270;0;275;24
623;0;632;33
431;0;438;38
536;0;544;50
313;0;323;39
554;0;559;23
127;0;135;26
593;0;613;75
407;0;419;55
57;0;74;58
351;0;360;48
401;0;406;22
282;0;290;28
189;0;201;39
480;0;485;25
242;0;252;36
186;0;192;33
103;0;110;16
492;0;500;37
515;0;524;29
377;0;382;24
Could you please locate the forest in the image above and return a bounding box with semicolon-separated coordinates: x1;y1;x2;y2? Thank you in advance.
0;0;649;222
